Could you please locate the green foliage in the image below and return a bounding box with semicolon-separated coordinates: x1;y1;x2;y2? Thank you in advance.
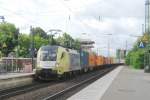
0;22;19;56
48;34;58;45
34;35;49;50
56;33;81;50
16;34;30;57
17;34;49;57
57;33;74;47
0;22;81;57
125;33;150;69
126;49;145;69
72;39;81;50
32;27;47;39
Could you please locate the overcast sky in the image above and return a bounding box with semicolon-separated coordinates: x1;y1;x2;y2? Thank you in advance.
0;0;145;56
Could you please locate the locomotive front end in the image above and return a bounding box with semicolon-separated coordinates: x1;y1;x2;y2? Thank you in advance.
35;46;58;80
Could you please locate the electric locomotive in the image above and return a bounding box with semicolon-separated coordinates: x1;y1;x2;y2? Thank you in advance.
35;45;81;80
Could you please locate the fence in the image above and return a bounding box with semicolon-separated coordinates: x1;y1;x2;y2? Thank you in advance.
0;57;36;74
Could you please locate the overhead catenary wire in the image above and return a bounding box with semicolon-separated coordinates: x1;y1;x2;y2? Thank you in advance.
0;6;42;30
0;0;100;34
58;0;95;35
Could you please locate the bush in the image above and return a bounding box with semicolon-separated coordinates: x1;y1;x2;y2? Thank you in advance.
126;49;144;69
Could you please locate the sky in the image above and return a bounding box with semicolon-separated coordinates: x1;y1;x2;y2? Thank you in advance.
0;0;145;56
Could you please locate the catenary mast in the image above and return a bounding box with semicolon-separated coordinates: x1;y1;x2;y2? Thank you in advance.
145;0;150;34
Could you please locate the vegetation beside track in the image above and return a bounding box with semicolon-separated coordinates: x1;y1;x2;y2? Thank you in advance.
125;33;150;69
0;22;81;57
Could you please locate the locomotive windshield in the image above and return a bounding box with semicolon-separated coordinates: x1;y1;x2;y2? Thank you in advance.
40;46;58;61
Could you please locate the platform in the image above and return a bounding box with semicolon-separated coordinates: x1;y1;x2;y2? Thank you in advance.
68;65;150;100
0;72;34;80
0;72;34;90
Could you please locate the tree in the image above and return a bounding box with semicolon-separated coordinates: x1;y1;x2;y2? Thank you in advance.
125;33;150;69
56;33;81;50
0;23;81;57
34;35;49;51
72;39;81;50
17;34;49;57
48;34;58;45
126;49;144;69
0;22;19;56
32;27;47;39
17;34;30;57
57;33;74;48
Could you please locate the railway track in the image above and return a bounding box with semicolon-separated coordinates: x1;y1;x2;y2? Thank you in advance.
0;81;58;100
1;65;118;100
43;66;116;100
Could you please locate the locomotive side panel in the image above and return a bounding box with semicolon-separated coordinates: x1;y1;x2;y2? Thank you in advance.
69;52;81;71
55;47;70;75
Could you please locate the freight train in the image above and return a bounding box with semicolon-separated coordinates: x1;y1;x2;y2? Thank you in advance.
35;45;119;80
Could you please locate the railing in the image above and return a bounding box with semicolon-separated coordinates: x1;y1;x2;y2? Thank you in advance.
0;57;36;74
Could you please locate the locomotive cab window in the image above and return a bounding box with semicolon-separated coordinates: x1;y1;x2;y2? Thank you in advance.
40;51;57;61
40;46;58;61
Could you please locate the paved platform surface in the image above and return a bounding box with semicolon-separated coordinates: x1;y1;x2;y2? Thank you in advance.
68;66;150;100
0;72;34;80
101;66;150;100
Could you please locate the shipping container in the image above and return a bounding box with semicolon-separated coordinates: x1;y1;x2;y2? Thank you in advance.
96;56;100;66
102;56;105;65
99;56;104;65
104;57;109;64
80;51;89;69
96;56;103;66
96;56;106;66
89;53;96;69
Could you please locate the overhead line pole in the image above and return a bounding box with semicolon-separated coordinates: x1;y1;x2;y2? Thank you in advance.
142;24;144;35
125;40;128;57
30;26;34;70
108;39;110;58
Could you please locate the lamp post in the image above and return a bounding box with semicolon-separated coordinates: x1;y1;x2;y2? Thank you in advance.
30;26;35;70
